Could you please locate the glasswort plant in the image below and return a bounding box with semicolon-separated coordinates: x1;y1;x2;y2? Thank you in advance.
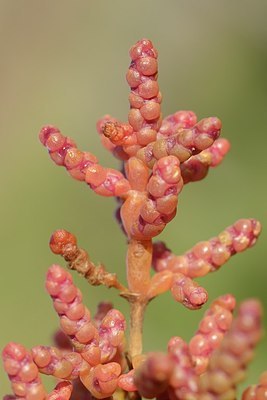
2;39;264;400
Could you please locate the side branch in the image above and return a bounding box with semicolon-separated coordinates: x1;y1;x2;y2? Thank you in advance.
39;125;131;198
152;219;261;278
50;229;127;292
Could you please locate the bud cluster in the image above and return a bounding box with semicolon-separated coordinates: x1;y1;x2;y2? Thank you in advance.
2;38;264;400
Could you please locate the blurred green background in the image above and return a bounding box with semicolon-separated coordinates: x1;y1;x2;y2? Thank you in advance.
0;0;266;395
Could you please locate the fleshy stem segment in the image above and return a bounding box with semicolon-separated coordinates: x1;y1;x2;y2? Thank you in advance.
125;239;152;361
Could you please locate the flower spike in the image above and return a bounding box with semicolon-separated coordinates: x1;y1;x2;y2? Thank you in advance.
126;39;162;153
39;125;130;198
167;337;199;400
2;342;46;400
199;299;263;400
152;218;261;277
189;294;236;374
46;264;101;366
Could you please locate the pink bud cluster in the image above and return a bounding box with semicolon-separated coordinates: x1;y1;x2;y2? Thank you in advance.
39;125;130;198
46;265;101;365
121;155;183;239
136;116;222;168
199;300;263;400
189;294;236;374
132;297;262;400
46;265;126;367
153;218;261;277
2;343;46;400
39;38;228;241
148;219;261;309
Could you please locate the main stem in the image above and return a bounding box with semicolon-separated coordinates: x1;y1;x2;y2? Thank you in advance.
129;300;147;361
126;238;152;360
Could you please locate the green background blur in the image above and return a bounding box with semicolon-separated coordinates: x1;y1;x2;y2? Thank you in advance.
0;0;266;395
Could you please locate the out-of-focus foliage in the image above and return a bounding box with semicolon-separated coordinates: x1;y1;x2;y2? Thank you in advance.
0;0;266;395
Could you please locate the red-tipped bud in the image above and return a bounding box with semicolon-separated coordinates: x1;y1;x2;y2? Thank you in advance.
49;229;77;255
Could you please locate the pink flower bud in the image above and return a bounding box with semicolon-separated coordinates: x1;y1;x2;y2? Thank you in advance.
46;264;101;366
199;299;263;398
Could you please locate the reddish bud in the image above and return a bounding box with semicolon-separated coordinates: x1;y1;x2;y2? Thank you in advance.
49;229;77;255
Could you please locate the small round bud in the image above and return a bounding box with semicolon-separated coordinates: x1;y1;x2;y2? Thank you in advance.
49;230;77;255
